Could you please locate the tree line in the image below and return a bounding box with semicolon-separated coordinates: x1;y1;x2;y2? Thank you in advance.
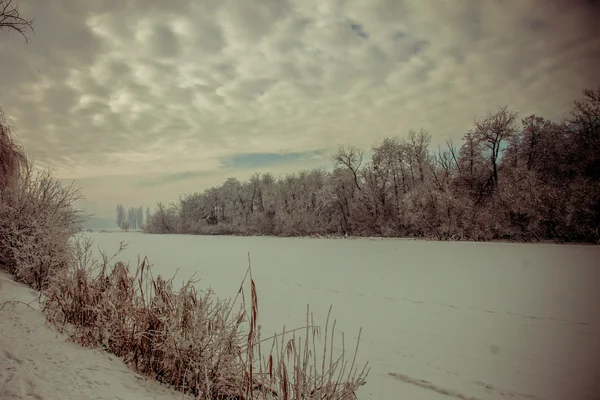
116;204;150;231
143;88;600;243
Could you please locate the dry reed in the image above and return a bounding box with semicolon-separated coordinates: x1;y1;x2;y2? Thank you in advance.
43;236;370;399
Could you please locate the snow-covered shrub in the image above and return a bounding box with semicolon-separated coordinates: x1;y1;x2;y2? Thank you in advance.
0;108;83;289
0;165;83;289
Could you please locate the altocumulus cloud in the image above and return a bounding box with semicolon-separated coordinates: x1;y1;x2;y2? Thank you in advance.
0;0;599;217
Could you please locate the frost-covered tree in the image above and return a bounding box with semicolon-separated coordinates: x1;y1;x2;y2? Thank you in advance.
473;106;517;189
121;219;131;232
141;88;600;243
127;207;136;231
116;204;126;229
137;206;144;229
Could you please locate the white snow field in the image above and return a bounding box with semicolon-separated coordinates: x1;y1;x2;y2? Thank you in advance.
3;232;600;400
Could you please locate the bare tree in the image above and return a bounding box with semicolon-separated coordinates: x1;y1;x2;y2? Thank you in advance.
0;107;26;194
116;204;125;229
519;115;550;171
473;106;517;188
0;0;34;42
327;168;356;234
408;129;432;184
569;87;600;142
127;207;136;230
430;141;459;191
137;206;144;228
568;87;600;178
371;137;407;222
131;90;599;242
145;202;179;233
120;219;131;232
446;139;461;175
0;2;32;191
333;145;363;191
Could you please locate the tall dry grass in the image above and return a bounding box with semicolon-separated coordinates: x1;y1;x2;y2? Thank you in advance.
43;236;370;399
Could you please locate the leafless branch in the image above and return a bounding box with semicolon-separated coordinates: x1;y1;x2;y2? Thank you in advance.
0;0;34;43
333;145;363;191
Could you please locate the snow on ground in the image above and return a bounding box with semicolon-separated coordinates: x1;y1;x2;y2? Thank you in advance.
86;233;600;400
2;233;600;400
0;272;193;400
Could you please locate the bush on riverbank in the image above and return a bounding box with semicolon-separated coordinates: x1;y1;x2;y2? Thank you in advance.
0;109;83;290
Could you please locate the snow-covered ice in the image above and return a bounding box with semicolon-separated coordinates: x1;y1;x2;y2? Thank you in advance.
3;232;600;400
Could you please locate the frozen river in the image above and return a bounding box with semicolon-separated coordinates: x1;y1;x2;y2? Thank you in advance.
86;232;600;400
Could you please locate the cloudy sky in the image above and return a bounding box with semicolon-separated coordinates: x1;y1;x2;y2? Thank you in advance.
1;0;599;218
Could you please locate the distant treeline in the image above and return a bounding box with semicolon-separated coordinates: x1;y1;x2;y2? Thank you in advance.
116;204;150;231
143;88;600;243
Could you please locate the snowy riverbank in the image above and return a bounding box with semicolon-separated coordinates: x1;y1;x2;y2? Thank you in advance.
0;271;193;400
